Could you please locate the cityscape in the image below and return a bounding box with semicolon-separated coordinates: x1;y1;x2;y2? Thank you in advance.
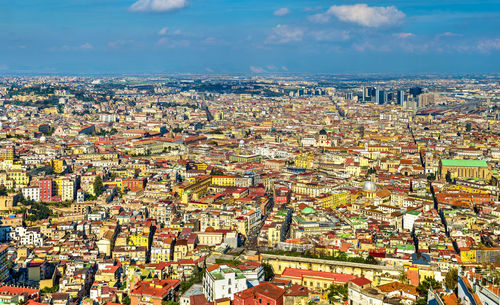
2;1;500;305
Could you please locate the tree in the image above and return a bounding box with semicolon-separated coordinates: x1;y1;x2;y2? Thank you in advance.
94;176;104;197
365;255;378;265
262;263;274;281
399;271;409;285
444;268;458;290
417;277;441;302
466;122;472;132
427;173;436;181
445;171;452;183
122;296;130;305
162;301;179;305
327;284;348;303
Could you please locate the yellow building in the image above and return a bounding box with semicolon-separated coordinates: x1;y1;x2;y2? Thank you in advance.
178;175;211;204
211;175;235;187
129;233;149;248
6;170;29;188
295;153;315;169
315;191;350;208
0;146;14;160
439;159;491;180
51;159;65;174
460;249;477;263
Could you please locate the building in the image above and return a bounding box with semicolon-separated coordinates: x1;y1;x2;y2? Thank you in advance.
203;264;248;301
233;283;285;305
280;268;357;291
39;178;54;202
0;145;14;160
23;187;40;202
439;159;491;180
130;279;180;305
0;244;8;282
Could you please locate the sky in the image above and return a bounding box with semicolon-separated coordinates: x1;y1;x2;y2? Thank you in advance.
2;0;500;74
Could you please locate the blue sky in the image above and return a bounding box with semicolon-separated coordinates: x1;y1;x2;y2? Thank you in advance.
2;0;500;74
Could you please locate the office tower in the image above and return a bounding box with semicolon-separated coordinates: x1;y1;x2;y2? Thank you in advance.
409;87;423;97
397;90;405;105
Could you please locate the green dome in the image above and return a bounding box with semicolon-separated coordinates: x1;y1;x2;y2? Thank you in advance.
301;207;316;215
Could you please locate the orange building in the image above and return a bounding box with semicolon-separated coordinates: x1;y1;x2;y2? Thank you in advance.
130;279;180;305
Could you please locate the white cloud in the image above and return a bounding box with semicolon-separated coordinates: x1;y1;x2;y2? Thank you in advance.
130;0;188;13
80;43;93;49
268;24;303;44
436;32;461;39
274;8;290;16
281;66;288;71
158;27;169;35
393;32;415;39
108;40;135;48
308;13;331;24
477;38;500;52
312;30;350;41
156;37;190;47
250;66;266;73
321;4;405;27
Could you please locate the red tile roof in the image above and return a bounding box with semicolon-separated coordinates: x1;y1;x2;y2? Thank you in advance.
130;279;180;299
280;268;357;284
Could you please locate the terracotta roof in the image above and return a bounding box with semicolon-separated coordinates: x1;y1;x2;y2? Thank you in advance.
130;279;180;299
281;268;357;284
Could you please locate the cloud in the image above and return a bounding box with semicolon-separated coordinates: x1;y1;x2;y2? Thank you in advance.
250;66;266;73
156;37;190;47
393;32;415;39
477;38;500;52
108;40;135;48
158;27;169;35
80;43;93;49
274;8;290;16
308;13;331;24
130;0;188;13
313;4;405;27
311;30;350;42
436;32;461;39
268;24;303;44
281;66;288;71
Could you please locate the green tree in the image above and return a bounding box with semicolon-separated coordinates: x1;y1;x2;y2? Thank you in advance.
466;123;472;132
327;284;348;303
444;268;458;290
262;263;274;281
94;176;104;197
399;271;409;285
417;277;441;302
162;301;179;305
122;296;131;305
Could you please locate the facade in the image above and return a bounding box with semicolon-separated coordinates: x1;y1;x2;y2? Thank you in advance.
203;264;248;301
439;159;491;180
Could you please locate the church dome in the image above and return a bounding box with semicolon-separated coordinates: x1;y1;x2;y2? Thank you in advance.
319;129;327;135
363;181;377;192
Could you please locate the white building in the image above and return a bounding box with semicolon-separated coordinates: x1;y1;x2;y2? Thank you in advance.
202;264;248;301
403;210;421;231
22;187;40;202
10;227;44;246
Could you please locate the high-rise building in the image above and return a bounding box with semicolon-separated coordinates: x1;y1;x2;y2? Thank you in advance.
397;90;405;105
409;87;423;97
375;90;386;105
